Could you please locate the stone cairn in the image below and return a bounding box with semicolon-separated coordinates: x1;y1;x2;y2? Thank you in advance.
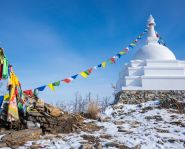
0;95;84;134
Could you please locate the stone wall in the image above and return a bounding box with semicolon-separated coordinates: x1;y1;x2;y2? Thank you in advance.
114;90;185;104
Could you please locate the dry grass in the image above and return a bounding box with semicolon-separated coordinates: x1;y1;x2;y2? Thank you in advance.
86;101;100;119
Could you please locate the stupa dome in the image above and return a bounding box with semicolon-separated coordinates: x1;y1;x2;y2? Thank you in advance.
134;15;176;60
134;43;176;60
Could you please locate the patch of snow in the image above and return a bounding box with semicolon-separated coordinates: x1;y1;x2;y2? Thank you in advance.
19;100;185;149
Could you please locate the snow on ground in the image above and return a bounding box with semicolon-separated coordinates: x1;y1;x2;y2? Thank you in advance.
19;100;185;149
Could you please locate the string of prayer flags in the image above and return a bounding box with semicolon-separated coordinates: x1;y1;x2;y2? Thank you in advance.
8;28;147;96
48;83;54;91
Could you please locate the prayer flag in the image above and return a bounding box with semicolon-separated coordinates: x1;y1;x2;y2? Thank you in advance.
109;58;115;64
130;43;136;46
124;47;129;53
8;93;19;121
87;68;93;74
62;78;73;83
0;96;4;107
102;61;106;68
116;53;121;58
119;51;125;55
80;72;88;78
33;89;39;96
129;45;134;48
2;57;9;79
134;39;138;43
93;66;97;70
137;35;141;39
48;83;54;91
98;64;102;68
113;56;118;60
4;94;9;101
71;74;78;79
23;90;33;96
36;85;46;91
53;81;60;86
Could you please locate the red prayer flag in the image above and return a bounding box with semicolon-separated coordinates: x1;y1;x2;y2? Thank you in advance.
62;78;73;83
87;68;93;74
23;90;33;96
110;58;115;64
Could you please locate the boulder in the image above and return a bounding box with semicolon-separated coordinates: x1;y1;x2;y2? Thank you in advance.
2;128;42;148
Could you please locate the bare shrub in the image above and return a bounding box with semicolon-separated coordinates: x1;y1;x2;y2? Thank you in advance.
86;101;99;119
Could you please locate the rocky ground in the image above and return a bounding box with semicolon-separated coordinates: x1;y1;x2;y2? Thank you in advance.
0;99;184;149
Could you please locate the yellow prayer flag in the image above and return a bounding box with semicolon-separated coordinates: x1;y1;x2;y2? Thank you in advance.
4;94;9;101
80;72;88;78
102;61;106;68
119;51;125;55
48;83;55;91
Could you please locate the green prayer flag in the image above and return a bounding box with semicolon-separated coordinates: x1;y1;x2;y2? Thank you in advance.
2;57;8;79
53;81;60;86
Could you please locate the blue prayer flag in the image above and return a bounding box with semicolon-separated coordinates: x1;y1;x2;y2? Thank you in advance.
98;64;102;68
36;86;46;91
0;96;4;107
71;74;78;79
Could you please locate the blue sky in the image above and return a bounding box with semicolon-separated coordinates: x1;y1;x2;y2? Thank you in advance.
0;0;185;104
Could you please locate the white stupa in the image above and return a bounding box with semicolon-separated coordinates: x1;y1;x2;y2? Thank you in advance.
116;15;185;92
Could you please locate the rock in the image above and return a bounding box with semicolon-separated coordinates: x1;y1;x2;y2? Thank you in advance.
114;120;124;125
94;142;102;149
79;144;94;149
81;135;100;143
100;134;112;139
0;142;8;148
44;103;64;117
118;128;133;134
27;121;39;129
99;116;111;122
119;144;131;149
105;142;120;148
155;128;169;133
132;144;141;149
2;128;42;148
168;139;176;143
